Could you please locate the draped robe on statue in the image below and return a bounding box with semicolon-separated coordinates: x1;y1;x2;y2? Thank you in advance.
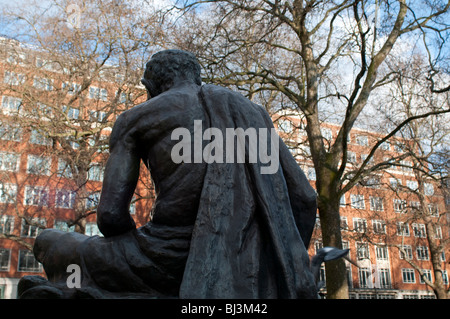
18;84;318;299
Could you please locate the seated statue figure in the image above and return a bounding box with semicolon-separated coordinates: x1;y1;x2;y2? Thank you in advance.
18;49;318;299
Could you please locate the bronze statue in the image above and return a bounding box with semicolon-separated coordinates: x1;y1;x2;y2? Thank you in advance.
18;50;320;299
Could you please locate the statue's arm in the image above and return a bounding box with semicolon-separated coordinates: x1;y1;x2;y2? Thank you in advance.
97;113;139;237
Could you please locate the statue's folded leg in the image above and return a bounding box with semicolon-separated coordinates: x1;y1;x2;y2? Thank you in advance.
18;225;191;299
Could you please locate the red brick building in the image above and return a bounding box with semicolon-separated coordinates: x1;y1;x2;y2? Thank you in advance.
275;114;449;299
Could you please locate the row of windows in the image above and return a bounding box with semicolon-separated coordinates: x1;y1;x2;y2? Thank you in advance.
317;239;445;263
338;215;443;239
0;216;103;239
0;153;104;180
356;267;449;288
307;165;433;194
339;194;439;215
5;53;128;84
0;123;110;156
0;185;101;209
401;268;449;285
1;95;113;126
350;293;437;299
355;240;446;262
3;72;133;103
0;249;42;272
317;256;448;290
278;119;408;151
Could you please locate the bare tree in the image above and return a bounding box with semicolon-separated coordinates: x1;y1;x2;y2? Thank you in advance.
0;0;163;248
172;0;450;298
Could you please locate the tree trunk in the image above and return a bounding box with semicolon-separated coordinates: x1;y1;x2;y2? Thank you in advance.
317;177;349;299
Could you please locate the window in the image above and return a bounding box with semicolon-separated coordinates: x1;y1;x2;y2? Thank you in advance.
409;201;421;214
24;186;49;207
434;226;442;239
376;245;389;260
396;222;410;237
361;176;380;188
358;267;371;288
29;129;52;146
89;110;107;123
36;58;56;71
53;220;75;232
27;155;51;176
0;215;15;235
0;183;17;204
89;86;108;101
62;105;80;120
356;135;369;146
347;151;357;163
55;189;76;209
393;199;406;213
340;195;346;207
402;269;416;283
278;120;293;133
21;217;46;238
420;295;436;299
62;82;81;95
378;268;392;288
85;222;102;237
373;220;386;234
428;204;439;217
0;152;20;172
30;103;52;120
86;192;100;210
7;52;26;65
346;265;353;288
380;141;390;150
416;246;429;261
57;159;73;178
1;96;22;115
356;242;369;260
4;71;25;86
0;249;11;271
353;218;367;233
18;250;42;272
370;197;384;211
406;180;418;191
389;178;401;190
378;294;395;299
412;223;426;238
88;164;104;181
307;167;316;181
117;91;127;103
340;216;349;230
130;200;136;215
420;270;432;284
33;77;53;91
399;245;413;260
443;271;449;285
0;123;22;141
350;194;365;209
314;214;321;229
424;183;434;196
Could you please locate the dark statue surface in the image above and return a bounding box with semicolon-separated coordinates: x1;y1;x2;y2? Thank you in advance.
18;50;323;299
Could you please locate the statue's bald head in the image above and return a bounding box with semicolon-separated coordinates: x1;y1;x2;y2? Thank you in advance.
142;50;202;98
